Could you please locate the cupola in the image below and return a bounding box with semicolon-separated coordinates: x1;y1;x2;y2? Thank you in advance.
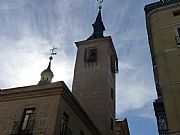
38;47;57;85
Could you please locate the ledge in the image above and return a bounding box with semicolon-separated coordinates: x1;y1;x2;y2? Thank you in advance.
144;0;180;15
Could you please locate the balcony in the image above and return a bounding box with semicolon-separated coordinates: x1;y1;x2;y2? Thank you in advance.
175;36;180;46
10;120;35;135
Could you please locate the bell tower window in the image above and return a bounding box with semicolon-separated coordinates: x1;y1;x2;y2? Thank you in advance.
84;47;97;63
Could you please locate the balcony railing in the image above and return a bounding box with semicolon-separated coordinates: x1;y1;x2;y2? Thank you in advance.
159;130;168;135
175;36;180;46
10;120;35;135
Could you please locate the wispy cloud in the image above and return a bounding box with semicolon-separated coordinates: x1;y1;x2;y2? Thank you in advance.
0;0;157;124
0;29;74;89
116;51;156;118
0;0;160;134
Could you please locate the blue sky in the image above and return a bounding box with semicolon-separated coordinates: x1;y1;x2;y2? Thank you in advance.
0;0;159;134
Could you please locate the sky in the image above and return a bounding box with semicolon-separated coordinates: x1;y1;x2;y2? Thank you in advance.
0;0;159;134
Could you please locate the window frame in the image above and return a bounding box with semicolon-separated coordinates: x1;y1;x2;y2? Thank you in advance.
175;27;180;36
20;108;35;133
84;47;97;63
173;9;180;16
111;118;113;130
175;26;180;47
60;112;69;135
111;88;113;100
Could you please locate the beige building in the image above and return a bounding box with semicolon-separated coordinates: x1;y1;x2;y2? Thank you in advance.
145;0;180;135
0;81;101;135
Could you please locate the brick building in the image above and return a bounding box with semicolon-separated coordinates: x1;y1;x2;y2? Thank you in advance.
115;118;130;135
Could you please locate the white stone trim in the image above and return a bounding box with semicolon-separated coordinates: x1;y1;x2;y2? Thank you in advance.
161;81;180;88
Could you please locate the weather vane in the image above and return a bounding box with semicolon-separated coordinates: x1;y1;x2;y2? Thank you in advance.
97;0;103;10
49;46;57;60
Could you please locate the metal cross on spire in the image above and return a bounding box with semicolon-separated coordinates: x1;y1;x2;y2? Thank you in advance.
97;0;103;10
47;46;57;70
49;46;57;60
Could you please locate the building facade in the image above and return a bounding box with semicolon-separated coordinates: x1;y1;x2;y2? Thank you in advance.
145;0;180;135
0;81;101;135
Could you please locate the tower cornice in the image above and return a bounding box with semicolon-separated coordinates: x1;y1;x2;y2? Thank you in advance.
75;36;118;61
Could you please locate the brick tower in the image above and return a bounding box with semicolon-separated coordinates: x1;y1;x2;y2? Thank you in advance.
72;7;118;135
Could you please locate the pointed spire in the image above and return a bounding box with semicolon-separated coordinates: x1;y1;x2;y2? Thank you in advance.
47;60;51;70
88;5;105;40
47;56;53;70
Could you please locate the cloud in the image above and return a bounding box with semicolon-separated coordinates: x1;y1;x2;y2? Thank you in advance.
0;0;28;10
116;55;156;118
0;0;157;122
116;80;155;114
0;0;79;89
0;30;75;89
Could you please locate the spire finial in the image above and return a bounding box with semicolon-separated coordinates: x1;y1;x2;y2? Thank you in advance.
47;46;57;69
97;0;103;10
50;46;57;60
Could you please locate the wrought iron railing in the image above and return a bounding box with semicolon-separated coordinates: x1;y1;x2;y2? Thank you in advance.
159;130;168;135
10;120;35;135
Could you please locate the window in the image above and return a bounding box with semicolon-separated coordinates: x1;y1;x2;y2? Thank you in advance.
111;88;113;99
173;9;180;16
84;47;97;62
21;108;35;133
80;130;85;135
175;27;180;46
111;55;118;74
60;112;69;135
111;118;113;130
178;28;180;36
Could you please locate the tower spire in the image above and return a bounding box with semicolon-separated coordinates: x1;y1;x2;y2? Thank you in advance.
87;0;105;40
47;55;53;70
38;47;57;85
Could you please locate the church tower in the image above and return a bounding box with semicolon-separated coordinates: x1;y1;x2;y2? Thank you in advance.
72;5;118;135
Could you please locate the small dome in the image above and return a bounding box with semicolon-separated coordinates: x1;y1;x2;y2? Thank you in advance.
38;61;54;85
41;68;54;77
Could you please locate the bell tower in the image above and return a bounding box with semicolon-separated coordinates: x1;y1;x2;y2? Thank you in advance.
72;3;118;135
